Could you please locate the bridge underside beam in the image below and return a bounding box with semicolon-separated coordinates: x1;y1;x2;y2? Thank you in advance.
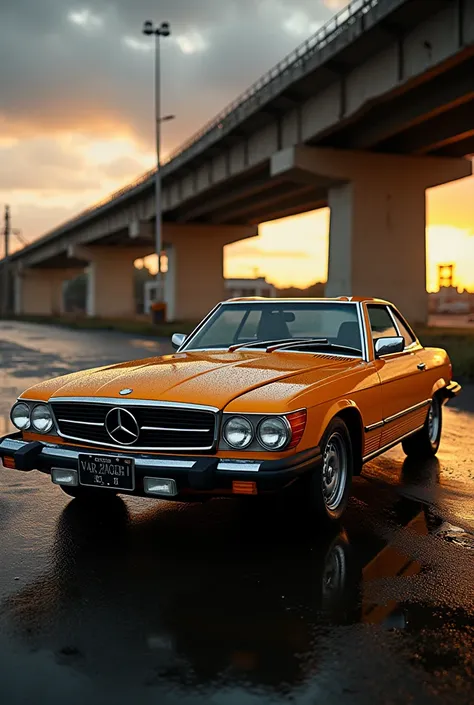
272;146;472;324
68;225;258;322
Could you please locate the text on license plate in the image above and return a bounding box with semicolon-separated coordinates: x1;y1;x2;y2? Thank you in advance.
78;454;135;491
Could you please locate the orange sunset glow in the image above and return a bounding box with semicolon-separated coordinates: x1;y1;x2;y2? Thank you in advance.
1;0;473;294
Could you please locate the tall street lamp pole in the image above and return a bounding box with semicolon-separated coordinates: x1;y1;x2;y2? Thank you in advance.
142;20;173;309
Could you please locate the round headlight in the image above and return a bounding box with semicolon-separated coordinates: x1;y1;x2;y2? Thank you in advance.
10;402;31;430
257;416;290;450
223;416;254;449
31;404;54;433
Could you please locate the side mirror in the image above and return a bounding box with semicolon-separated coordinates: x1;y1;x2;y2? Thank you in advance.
375;336;404;357
171;333;186;350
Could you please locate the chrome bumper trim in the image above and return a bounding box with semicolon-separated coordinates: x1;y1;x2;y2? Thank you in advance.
216;461;260;472
0;438;25;452
0;438;261;472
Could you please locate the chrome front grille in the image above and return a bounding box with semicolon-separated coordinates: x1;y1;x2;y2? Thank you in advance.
50;400;217;451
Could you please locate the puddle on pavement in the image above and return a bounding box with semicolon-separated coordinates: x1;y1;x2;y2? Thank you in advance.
0;490;473;702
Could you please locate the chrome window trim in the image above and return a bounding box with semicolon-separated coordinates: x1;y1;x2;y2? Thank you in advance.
387;305;420;349
357;301;369;362
185;347;361;359
48;397;219;413
181;300;367;360
177;302;222;352
222;299;361;304
367;304;408;359
364;399;431;433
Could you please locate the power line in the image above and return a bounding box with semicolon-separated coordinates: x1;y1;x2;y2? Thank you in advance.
12;229;29;247
2;205;11;316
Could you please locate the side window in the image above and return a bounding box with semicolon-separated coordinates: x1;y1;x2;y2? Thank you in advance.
389;308;416;348
367;305;398;341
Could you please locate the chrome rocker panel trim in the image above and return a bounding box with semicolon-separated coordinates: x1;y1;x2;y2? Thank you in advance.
362;425;425;463
364;399;431;433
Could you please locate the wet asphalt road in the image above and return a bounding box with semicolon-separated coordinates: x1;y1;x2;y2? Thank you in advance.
1;321;474;705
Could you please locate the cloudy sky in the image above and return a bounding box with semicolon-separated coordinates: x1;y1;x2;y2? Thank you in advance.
2;0;474;290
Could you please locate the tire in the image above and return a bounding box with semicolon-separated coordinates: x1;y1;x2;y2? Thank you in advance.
60;485;118;500
305;417;353;524
401;395;442;459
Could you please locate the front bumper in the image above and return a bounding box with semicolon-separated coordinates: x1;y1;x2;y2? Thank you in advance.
441;380;461;401
0;433;321;498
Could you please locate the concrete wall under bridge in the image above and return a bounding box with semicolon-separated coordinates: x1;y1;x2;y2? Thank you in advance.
7;146;472;325
3;0;474;325
271;147;472;324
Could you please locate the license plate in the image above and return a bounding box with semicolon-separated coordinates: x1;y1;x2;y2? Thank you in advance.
78;454;135;491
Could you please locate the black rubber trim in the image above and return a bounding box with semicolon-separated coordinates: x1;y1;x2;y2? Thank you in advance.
259;446;321;472
442;380;461;399
0;435;322;493
7;440;43;471
188;458;219;490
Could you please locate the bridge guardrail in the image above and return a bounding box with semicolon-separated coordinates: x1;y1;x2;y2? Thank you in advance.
11;0;383;254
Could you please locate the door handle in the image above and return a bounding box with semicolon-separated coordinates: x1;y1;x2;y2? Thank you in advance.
417;362;426;371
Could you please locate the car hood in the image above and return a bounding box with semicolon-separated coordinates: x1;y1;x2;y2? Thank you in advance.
21;350;361;410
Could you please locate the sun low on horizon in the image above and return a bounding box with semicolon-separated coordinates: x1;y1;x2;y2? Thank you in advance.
2;0;473;294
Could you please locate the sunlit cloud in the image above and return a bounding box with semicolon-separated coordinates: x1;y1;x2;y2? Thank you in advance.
283;12;323;37
123;37;152;53
323;0;350;10
175;31;208;55
68;8;103;29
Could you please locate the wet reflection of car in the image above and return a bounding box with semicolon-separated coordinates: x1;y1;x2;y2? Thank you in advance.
0;460;444;696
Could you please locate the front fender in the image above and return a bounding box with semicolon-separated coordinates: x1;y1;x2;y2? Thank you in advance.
306;398;363;448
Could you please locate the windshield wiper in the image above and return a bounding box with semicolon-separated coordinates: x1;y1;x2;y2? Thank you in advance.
266;339;361;355
228;337;307;353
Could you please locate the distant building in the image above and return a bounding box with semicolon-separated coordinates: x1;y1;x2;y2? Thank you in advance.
428;286;473;314
225;277;276;299
143;276;276;315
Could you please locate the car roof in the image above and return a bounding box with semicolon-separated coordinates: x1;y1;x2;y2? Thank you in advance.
223;296;392;305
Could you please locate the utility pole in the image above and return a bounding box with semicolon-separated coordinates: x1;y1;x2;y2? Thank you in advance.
1;205;11;316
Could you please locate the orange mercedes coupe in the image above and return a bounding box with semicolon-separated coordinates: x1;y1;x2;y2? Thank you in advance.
0;297;460;523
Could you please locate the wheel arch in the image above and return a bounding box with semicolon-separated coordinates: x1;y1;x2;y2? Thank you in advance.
431;377;451;398
318;400;364;476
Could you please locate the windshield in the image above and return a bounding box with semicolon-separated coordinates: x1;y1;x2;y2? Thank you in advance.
184;302;363;356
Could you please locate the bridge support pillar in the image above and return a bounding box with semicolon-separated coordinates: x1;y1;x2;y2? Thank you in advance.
163;224;258;322
14;267;84;316
68;246;146;318
271;146;472;324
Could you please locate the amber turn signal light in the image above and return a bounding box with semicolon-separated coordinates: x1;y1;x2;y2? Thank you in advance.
232;480;258;495
2;456;16;469
286;409;307;449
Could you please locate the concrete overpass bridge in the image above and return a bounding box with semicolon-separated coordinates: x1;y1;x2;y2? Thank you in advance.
3;0;474;323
